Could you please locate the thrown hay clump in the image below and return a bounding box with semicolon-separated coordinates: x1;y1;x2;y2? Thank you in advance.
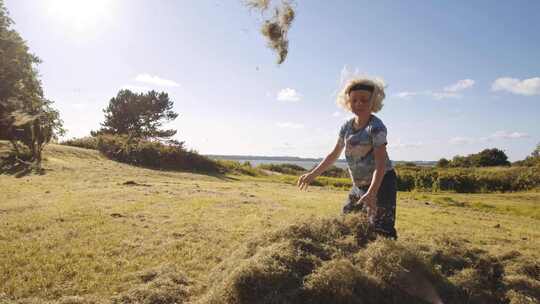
198;214;540;304
245;0;296;64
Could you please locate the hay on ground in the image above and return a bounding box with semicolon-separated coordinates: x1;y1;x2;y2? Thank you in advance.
198;214;540;304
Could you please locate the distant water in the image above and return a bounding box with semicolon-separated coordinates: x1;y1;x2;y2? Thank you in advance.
217;158;348;170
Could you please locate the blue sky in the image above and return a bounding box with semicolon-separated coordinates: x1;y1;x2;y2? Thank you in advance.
5;0;540;161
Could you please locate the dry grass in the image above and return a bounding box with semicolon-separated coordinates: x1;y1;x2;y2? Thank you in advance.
1;143;539;303
198;215;538;303
244;0;295;64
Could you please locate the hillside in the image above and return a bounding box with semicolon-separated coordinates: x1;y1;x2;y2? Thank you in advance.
0;143;539;303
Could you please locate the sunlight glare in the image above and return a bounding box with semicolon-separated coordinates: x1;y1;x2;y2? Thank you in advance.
46;0;115;34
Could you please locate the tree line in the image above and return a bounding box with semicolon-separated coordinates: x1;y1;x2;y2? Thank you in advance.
437;146;540;168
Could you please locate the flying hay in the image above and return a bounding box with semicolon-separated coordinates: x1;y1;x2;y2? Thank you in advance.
245;0;296;64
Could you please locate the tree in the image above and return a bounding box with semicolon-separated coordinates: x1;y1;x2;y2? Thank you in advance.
450;155;472;167
0;0;64;170
472;148;510;167
513;143;540;167
449;148;510;168
533;143;540;158
93;89;179;140
437;158;450;168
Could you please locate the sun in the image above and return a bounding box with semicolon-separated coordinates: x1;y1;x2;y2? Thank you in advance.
46;0;115;34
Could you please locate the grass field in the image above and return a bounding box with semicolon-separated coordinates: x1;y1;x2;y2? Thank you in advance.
0;144;539;303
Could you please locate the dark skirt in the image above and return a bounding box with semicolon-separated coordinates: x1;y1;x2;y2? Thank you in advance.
342;169;397;239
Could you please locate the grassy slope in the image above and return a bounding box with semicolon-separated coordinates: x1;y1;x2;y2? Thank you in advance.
0;143;539;301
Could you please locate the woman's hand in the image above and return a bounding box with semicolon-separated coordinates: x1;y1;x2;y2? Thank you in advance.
358;191;377;220
358;191;377;209
297;140;343;191
297;172;317;190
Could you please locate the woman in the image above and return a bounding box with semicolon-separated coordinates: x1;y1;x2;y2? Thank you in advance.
297;77;397;239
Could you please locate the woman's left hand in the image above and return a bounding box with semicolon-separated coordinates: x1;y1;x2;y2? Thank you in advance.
359;192;377;224
359;192;376;207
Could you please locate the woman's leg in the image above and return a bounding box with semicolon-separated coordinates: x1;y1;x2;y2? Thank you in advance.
373;170;398;239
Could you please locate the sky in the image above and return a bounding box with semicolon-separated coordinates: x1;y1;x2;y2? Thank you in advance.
5;0;540;161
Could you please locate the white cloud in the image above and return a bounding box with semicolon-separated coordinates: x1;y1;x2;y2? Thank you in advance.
394;91;420;99
121;85;151;93
450;137;475;145
396;79;475;100
489;130;530;139
444;79;475;92
395;90;460;100
432;92;460;100
277;88;302;102
276;122;304;129
491;77;540;96
450;131;529;145
389;139;423;149
134;73;180;87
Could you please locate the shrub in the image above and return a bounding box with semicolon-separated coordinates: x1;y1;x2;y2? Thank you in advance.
449;148;510;167
217;160;266;176
95;134;221;173
435;170;478;193
414;169;437;191
258;163;306;175
513;167;540;191
60;136;99;150
433;168;540;193
395;169;416;191
437;158;450;168
319;165;348;178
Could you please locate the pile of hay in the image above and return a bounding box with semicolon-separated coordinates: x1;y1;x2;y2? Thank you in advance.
112;264;192;304
198;214;539;304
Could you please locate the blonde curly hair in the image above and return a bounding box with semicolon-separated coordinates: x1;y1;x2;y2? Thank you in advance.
336;77;386;113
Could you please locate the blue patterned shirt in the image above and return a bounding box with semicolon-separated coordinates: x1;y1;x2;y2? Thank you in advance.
338;115;394;187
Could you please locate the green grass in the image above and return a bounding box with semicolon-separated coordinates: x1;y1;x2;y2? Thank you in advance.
402;191;540;220
0;143;539;303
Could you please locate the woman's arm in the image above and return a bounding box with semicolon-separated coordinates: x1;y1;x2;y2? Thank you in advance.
297;139;344;190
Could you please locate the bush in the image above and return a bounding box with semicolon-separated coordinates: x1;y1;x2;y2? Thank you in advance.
449;148;510;168
512;167;540;191
414;169;437;191
60;136;99;150
437;158;450;168
432;167;540;193
258;163;306;175
259;163;348;178
435;170;478;193
217;160;266;177
395;169;416;191
95;134;222;173
263;164;539;193
319;165;348;178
